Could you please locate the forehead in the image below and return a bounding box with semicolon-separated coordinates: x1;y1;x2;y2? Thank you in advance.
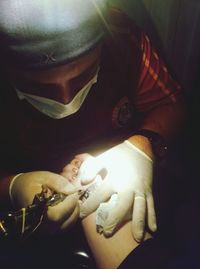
7;45;101;83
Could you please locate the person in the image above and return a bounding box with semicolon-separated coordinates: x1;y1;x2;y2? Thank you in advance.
0;0;185;268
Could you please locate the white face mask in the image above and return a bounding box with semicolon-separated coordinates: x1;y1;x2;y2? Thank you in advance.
15;70;99;119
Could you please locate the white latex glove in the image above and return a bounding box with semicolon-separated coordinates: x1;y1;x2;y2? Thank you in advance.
9;171;81;233
79;140;157;242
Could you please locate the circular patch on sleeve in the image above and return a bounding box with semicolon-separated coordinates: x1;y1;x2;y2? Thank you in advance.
112;96;134;128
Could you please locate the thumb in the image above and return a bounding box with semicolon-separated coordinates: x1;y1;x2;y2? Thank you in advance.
103;192;133;237
45;173;81;194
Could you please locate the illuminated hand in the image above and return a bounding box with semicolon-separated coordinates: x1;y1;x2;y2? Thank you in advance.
78;141;157;242
10;171;81;233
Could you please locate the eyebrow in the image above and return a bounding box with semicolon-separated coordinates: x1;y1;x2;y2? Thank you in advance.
70;61;99;84
15;60;99;92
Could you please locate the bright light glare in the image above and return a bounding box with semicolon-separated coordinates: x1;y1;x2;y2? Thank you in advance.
95;145;134;190
90;0;112;35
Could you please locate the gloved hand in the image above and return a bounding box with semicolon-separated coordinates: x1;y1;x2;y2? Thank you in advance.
9;171;81;233
78;140;157;242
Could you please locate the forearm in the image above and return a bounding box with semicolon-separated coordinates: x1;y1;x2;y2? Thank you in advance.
128;101;186;158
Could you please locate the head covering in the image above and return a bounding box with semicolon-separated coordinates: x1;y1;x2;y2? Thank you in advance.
0;0;109;70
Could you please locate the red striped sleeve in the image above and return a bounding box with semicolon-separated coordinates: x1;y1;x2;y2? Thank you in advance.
135;33;182;111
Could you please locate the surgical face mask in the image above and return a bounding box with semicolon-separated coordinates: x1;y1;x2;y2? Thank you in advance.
15;70;99;119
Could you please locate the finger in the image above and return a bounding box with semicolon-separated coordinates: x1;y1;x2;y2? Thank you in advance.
77;156;102;185
60;172;77;182
46;173;80;194
60;163;79;185
61;156;85;181
47;192;79;223
146;193;157;232
103;191;134;237
80;180;113;218
132;194;146;242
61;163;78;178
79;174;103;203
74;153;92;164
60;204;80;230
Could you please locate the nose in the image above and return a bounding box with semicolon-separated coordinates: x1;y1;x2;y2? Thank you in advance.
50;82;74;104
57;84;72;104
37;80;82;104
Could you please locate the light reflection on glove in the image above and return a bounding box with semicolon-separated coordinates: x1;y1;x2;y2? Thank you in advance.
79;140;157;242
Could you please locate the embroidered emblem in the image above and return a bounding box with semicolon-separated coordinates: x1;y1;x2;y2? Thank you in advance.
41;52;56;64
112;96;134;128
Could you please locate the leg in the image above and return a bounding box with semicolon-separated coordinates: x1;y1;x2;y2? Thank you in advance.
61;155;152;269
82;212;152;269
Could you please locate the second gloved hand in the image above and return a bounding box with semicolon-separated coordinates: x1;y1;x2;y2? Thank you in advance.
10;171;81;234
79;140;157;242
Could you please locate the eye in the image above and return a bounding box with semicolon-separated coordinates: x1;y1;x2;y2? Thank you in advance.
70;65;99;90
